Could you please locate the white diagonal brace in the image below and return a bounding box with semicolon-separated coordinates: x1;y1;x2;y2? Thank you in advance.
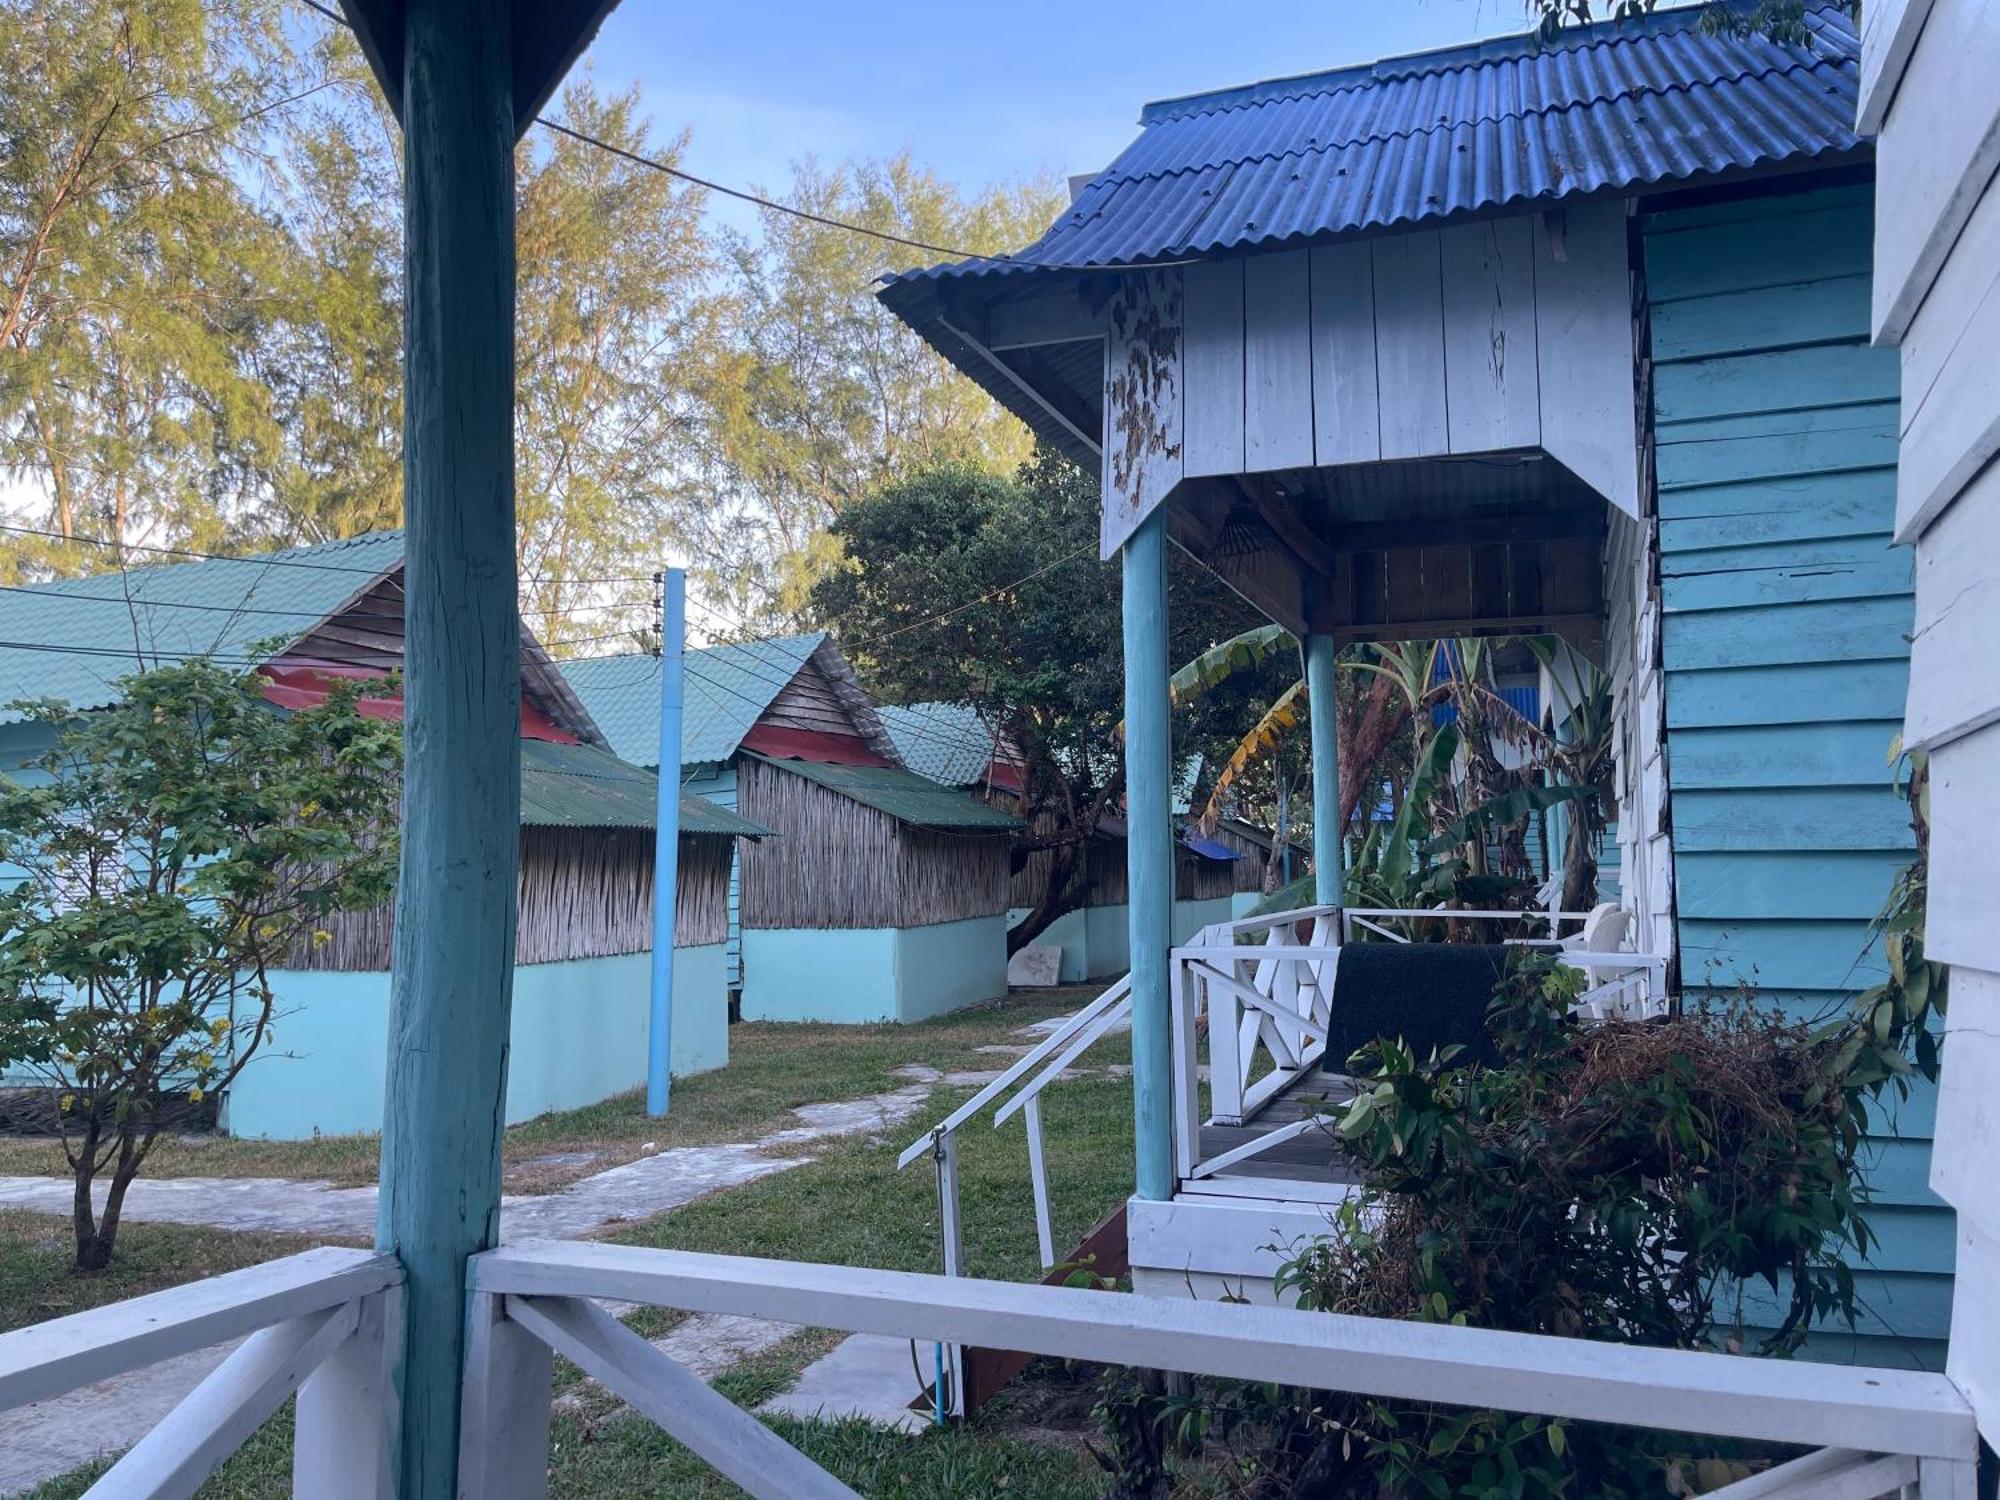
503;1294;858;1500
85;1302;359;1500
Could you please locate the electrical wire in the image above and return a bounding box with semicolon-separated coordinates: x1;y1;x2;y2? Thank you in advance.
290;0;1189;275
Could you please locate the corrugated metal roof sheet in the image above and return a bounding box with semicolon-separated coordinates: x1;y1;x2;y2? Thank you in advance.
0;532;405;725
877;702;1003;787
558;632;826;769
886;3;1860;284
750;753;1022;831
519;738;770;836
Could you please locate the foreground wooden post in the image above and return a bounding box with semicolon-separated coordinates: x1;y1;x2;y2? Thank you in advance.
374;0;520;1491
647;566;686;1117
1122;509;1175;1202
1304;632;1343;906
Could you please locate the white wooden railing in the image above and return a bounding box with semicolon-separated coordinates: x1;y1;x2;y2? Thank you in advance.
0;1245;401;1499
1173;904;1672;1182
455;1239;1978;1500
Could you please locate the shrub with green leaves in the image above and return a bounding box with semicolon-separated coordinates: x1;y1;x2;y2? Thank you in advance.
0;659;401;1269
1096;945;1941;1497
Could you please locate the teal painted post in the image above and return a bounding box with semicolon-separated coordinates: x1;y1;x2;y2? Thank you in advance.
1122;510;1174;1202
374;0;517;1492
1305;632;1344;905
647;568;685;1117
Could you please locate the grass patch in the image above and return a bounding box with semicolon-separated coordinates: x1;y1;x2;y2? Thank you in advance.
0;987;1105;1193
612;1064;1135;1287
0;1209;353;1335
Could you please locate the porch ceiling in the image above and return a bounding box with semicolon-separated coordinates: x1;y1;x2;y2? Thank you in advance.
1171;454;1608;656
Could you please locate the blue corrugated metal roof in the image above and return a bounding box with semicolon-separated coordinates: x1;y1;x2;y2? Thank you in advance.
0;533;405;725
558;633;826;770
888;3;1859;284
878;701;1005;788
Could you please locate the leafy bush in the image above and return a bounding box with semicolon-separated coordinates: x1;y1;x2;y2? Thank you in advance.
1097;946;1940;1497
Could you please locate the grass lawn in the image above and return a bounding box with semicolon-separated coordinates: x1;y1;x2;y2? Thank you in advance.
0;986;1106;1193
8;986;1138;1498
0;1209;358;1335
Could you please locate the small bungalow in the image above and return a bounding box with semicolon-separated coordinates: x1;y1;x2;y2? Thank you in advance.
562;637;1023;1023
1206;816;1312;915
0;531;763;1138
882;4;1942;1363
881;700;1242;979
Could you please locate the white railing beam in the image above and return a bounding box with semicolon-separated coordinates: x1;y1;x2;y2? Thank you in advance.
895;974;1131;1170
1024;1095;1056;1271
469;1243;1977;1464
0;1247;399;1414
992;995;1132;1127
295;1286;401;1500
85;1302;359;1500
504;1294;858;1500
457;1288;554;1500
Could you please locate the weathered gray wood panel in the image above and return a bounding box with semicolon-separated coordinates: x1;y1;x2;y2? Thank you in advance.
1308;241;1381;465
1243;250;1315;471
1371;233;1449;459
1536;199;1640;517
1181;258;1245;477
1101;270;1186;558
1441;216;1541;452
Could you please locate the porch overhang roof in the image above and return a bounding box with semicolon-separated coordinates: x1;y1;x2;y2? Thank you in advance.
877;2;1868;470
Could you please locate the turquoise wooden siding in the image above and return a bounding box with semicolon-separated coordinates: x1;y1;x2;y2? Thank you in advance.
1645;182;1943;1365
684;761;742;993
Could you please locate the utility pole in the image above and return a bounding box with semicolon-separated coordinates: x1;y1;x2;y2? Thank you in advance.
647;566;686;1117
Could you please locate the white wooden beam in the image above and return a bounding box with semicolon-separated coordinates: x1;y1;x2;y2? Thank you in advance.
295;1286;401;1500
503;1295;859;1500
85;1304;359;1500
469;1243;1977;1462
456;1289;553;1500
0;1248;399;1414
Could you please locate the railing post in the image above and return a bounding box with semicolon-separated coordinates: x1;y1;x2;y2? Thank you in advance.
1207;962;1247;1127
457;1289;553;1500
1023;1096;1056;1271
295;1285;402;1500
935;1131;966;1416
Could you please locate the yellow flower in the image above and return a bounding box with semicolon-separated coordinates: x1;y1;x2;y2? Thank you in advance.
188;1087;205;1104
59;1093;74;1112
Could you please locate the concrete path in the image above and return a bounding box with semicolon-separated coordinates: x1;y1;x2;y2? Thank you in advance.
759;1333;932;1434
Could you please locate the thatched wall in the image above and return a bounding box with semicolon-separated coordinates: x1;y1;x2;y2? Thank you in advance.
738;757;1009;930
1070;832;1237;905
1208;823;1279;892
285;827;733;970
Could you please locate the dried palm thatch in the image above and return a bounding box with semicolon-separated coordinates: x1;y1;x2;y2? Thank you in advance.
738;757;1010;930
283;827;735;970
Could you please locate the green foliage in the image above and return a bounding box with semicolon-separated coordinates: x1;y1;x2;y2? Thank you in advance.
0;660;401;1268
812;453;1257;948
1526;0;1836;46
1101;947;1942;1495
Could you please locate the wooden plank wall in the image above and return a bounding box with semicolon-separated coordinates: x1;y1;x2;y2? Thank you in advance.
1174;200;1639;513
1644;182;1944;1366
1864;0;2000;1445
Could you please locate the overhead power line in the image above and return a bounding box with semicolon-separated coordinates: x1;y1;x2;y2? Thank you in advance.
290;0;1187;275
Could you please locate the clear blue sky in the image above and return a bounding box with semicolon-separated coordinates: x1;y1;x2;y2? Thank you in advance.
580;0;1536;239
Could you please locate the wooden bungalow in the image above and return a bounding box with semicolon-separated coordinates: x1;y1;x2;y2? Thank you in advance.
0;532;765;1138
562;638;1023;1022
880;4;1946;1363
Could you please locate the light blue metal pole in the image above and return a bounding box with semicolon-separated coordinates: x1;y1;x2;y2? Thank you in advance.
1123;511;1174;1202
647;567;686;1118
1305;632;1344;906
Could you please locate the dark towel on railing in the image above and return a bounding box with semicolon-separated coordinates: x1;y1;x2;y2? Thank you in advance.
1322;942;1511;1075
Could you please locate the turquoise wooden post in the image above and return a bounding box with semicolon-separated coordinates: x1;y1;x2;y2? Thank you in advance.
647;567;685;1117
374;0;518;1492
1305;633;1344;906
1123;510;1175;1202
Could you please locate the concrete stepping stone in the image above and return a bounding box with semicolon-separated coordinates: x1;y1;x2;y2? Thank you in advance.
758;1333;932;1434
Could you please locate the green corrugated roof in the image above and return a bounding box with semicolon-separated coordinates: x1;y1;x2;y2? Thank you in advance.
0;532;406;725
877;702;1004;788
519;738;769;836
558;632;826;770
749;753;1021;831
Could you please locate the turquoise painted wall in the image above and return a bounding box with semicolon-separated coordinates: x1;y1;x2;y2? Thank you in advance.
684;761;742;992
1645;181;1944;1365
738;913;1008;1023
222;944;729;1140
